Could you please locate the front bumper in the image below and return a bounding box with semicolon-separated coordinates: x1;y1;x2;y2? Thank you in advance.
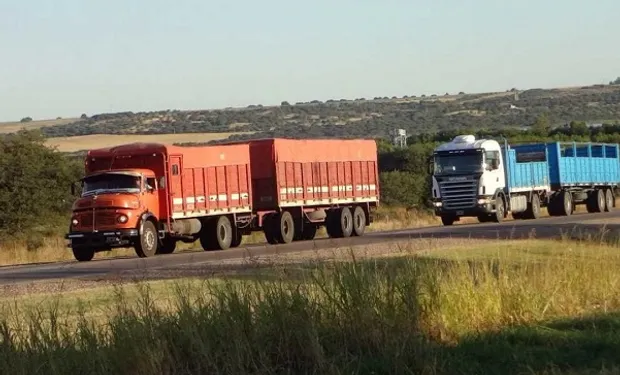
432;198;494;217
65;229;139;249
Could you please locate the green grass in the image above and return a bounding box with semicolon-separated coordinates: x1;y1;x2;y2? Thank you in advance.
1;238;620;374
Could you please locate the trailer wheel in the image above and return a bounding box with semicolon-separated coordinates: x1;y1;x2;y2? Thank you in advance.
135;220;159;258
156;237;177;255
262;214;279;244
559;190;573;216
276;211;295;244
352;206;366;236
201;216;233;251
605;189;614;212
230;230;243;248
72;246;95;262
301;224;317;240
524;194;541;220
326;207;353;238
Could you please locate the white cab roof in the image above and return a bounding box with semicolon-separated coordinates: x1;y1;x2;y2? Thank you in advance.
434;134;501;152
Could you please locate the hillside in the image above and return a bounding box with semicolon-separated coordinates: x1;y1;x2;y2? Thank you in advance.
4;83;620;152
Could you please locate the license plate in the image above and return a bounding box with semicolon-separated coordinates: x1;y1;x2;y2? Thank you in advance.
456;210;464;216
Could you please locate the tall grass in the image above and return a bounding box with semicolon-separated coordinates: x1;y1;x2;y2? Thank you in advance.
1;238;620;374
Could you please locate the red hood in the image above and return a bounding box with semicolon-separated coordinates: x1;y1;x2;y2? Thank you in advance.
72;193;141;210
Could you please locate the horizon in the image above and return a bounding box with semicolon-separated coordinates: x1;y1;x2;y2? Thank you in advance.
1;0;618;122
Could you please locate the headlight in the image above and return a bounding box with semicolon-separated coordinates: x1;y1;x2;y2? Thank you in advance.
72;218;79;226
117;214;128;223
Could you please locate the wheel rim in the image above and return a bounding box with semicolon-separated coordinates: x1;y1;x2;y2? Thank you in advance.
607;192;613;207
144;230;155;250
219;225;226;240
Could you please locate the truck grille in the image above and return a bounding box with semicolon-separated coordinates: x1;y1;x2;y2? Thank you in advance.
439;179;478;210
76;210;117;230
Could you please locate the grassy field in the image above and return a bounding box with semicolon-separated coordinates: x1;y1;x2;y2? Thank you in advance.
1;237;620;374
44;132;253;152
0;118;79;133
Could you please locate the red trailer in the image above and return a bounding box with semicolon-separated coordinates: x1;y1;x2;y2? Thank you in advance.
242;138;380;244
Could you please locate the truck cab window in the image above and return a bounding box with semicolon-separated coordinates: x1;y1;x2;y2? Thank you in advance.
485;151;500;170
145;177;157;192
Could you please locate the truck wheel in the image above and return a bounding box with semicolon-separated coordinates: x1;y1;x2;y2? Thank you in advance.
262;214;279;244
135;220;159;258
441;215;455;226
493;196;505;223
352;206;366;236
325;207;353;238
156;237;177;255
230;231;243;248
72;246;95;262
276;211;295;244
605;189;614;212
524;194;541;220
559;190;573;216
200;216;233;251
302;224;317;240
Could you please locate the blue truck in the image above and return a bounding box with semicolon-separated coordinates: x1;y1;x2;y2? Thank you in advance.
430;135;619;225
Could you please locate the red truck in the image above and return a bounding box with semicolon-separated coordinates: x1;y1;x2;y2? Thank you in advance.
66;138;379;261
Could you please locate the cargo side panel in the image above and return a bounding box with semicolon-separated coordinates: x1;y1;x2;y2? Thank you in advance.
168;144;252;219
506;144;551;192
267;139;379;208
548;142;620;188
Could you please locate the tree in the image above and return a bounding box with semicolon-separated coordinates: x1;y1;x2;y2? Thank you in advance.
20;117;32;123
0;130;82;237
531;113;551;136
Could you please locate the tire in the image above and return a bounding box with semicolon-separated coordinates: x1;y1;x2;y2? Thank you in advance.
134;220;159;258
340;207;354;238
230;230;243;248
200;216;233;251
605;189;614;212
493;196;505;223
156;236;177;255
326;207;353;238
72;246;95;262
262;214;279;244
524;194;541;220
478;214;492;222
302;224;317;240
559;190;573;216
352;206;366;236
275;211;295;244
441;215;455;226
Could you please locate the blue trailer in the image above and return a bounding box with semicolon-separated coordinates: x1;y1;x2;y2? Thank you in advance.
431;135;619;226
510;141;619;216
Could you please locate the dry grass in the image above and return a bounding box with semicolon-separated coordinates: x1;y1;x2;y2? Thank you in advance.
0;118;79;134
44;132;254;152
1;236;620;373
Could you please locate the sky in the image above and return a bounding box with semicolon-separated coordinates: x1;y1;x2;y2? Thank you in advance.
0;0;619;121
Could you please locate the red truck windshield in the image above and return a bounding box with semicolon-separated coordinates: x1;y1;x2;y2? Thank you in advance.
82;173;141;196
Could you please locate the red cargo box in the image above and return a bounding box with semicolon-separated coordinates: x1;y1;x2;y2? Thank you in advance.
247;138;379;210
86;142;252;219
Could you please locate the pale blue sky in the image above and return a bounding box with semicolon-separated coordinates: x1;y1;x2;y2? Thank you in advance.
1;0;618;121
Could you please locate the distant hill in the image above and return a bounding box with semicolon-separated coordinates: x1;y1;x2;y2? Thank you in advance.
5;83;620;149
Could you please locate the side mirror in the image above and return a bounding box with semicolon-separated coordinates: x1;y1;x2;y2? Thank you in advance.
426;156;434;174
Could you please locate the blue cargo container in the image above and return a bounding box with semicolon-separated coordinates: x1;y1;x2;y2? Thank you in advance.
509;141;619;216
502;145;550;192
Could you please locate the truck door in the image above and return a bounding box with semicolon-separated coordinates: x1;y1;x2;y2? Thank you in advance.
169;155;183;213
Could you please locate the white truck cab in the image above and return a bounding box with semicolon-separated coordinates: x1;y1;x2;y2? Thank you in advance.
430;135;507;225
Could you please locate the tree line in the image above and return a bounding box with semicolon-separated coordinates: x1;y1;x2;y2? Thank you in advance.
4;123;620;247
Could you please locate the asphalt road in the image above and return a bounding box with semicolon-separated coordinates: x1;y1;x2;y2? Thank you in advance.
2;210;620;285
